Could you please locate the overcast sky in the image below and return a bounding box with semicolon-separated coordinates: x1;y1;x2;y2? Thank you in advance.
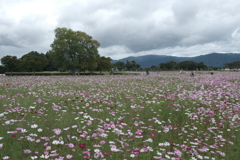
1;0;240;60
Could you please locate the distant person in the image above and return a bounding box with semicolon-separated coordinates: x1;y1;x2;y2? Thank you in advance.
146;70;149;75
211;72;214;75
190;71;194;77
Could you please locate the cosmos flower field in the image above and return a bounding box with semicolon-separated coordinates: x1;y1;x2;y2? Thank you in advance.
0;72;239;160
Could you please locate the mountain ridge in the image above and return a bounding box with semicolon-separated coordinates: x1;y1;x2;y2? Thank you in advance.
112;53;240;67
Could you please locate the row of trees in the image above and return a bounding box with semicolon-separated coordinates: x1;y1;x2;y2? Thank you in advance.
158;61;208;70
1;28;113;75
0;52;49;75
112;60;141;71
0;51;113;75
112;60;208;71
224;61;240;69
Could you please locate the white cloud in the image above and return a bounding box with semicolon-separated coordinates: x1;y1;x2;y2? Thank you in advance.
0;0;240;60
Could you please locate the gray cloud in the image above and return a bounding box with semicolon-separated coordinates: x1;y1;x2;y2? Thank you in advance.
1;0;240;60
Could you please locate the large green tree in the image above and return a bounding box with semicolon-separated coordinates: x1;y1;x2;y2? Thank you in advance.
50;27;100;75
1;55;20;75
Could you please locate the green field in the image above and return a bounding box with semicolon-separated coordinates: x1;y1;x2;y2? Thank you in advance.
0;71;239;160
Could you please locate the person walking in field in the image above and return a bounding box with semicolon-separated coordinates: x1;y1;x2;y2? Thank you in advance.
190;71;194;77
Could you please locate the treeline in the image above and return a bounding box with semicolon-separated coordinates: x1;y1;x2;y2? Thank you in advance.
113;60;209;71
159;61;208;70
0;28;113;75
113;60;141;71
0;51;113;75
224;61;240;69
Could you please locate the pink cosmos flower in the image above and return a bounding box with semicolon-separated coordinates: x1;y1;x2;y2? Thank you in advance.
24;149;31;153
52;129;62;135
68;143;74;148
72;125;77;128
67;134;71;141
16;128;23;130
66;154;73;159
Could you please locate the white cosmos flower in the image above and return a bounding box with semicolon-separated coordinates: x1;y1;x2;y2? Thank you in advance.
31;156;38;159
2;156;10;159
40;154;49;159
94;149;100;153
31;124;38;128
130;154;135;157
37;128;42;132
5;121;10;125
52;140;60;145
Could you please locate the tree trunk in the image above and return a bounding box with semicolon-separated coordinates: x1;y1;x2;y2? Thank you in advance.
72;67;76;75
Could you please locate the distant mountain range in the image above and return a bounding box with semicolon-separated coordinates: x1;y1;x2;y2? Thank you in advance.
112;53;240;67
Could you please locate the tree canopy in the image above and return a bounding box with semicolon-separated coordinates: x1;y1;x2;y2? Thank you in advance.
224;61;240;69
50;27;100;74
21;54;48;74
96;56;113;74
0;55;20;75
159;61;208;70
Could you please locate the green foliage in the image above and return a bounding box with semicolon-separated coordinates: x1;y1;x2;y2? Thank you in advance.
176;61;198;70
0;65;6;74
0;55;20;74
43;51;58;71
150;65;159;71
124;60;141;71
160;61;208;70
20;51;45;60
113;61;125;71
21;54;48;74
160;61;177;70
224;61;240;69
50;27;100;75
96;56;113;73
